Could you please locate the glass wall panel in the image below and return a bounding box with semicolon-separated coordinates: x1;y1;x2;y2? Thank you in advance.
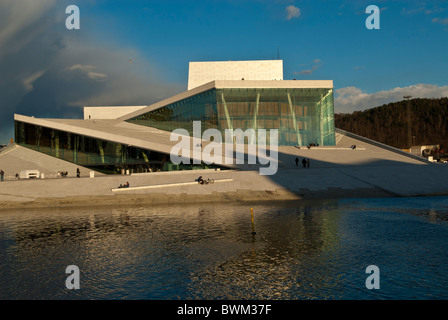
14;121;224;174
127;87;335;146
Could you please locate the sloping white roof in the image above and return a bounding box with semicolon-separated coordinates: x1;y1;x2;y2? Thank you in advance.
13;114;241;167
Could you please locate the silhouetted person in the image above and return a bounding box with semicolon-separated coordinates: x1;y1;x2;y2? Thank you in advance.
295;157;299;167
307;158;310;168
302;158;307;168
197;176;204;184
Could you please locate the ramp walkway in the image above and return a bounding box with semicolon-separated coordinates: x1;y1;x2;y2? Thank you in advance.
111;178;233;192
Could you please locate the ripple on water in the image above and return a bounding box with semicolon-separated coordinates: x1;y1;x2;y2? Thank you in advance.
1;197;448;299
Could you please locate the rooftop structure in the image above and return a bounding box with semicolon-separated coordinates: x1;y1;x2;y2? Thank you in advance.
188;60;283;90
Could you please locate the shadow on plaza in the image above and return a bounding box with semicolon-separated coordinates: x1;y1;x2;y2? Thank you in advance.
230;146;448;199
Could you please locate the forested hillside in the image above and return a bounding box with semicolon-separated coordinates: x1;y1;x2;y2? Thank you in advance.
335;97;448;149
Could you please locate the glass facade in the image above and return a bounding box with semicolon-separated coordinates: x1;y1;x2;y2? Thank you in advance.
127;87;335;146
14;121;224;174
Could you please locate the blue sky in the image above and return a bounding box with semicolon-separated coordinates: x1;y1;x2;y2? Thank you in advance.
1;0;448;144
80;0;448;89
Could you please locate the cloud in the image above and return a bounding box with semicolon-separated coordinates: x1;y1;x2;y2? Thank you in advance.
65;64;108;80
335;84;448;114
0;0;183;144
0;0;57;55
401;6;426;15
402;3;447;16
433;17;448;25
23;70;46;91
296;69;313;75
294;59;321;75
294;66;319;75
286;5;301;20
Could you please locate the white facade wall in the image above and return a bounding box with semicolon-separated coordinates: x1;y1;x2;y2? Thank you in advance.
188;60;283;90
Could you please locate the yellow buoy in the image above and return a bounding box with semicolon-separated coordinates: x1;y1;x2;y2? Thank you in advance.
251;208;256;235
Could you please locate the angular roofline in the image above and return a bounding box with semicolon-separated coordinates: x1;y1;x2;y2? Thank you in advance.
118;79;334;121
13;114;173;155
117;81;218;121
12;114;236;168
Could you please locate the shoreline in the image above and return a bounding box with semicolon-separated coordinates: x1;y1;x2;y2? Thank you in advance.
0;187;423;211
1;162;448;211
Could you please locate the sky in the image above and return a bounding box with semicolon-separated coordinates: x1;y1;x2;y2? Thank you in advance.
1;0;448;144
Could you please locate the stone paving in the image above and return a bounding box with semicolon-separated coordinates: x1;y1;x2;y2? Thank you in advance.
1;131;447;208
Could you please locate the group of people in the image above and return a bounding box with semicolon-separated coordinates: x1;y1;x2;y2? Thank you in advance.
1;170;27;180
295;157;310;168
196;176;214;184
0;168;82;181
58;171;69;177
118;182;130;188
58;168;81;178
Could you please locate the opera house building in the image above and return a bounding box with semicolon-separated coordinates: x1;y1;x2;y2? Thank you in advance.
14;60;335;174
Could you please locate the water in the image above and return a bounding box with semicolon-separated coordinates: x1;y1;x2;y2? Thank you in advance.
1;196;448;300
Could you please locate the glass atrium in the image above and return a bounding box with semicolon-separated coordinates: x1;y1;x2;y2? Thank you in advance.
127;87;335;146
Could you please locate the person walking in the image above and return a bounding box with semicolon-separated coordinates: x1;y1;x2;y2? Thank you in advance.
0;170;4;181
77;168;80;178
295;157;299;167
307;158;310;168
302;158;307;168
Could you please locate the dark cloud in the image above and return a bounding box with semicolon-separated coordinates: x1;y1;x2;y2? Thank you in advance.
0;0;183;144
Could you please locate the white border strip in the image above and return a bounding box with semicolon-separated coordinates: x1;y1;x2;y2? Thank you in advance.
111;178;233;192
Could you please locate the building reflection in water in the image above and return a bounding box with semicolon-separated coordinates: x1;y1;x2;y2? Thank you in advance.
187;202;344;299
3;200;343;299
3;196;448;299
